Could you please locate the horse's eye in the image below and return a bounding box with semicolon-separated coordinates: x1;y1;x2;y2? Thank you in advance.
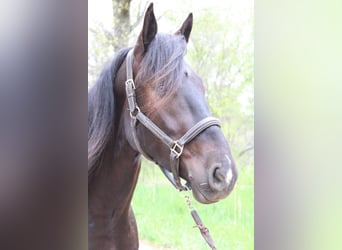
184;71;189;77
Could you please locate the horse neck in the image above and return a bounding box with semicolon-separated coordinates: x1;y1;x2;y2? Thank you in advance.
88;126;141;250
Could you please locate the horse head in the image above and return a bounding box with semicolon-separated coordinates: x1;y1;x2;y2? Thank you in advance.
124;3;237;204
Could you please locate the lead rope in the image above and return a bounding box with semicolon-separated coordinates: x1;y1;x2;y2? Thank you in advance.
183;193;217;250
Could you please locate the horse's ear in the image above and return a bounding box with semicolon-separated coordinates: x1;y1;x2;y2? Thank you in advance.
134;3;157;61
176;13;193;43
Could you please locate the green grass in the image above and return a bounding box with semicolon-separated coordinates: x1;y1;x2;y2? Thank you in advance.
132;160;254;250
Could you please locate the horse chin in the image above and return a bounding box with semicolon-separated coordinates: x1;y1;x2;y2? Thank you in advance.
189;179;234;204
191;187;220;204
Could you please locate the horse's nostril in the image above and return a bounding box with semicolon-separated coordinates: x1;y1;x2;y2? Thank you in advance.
213;167;225;183
208;166;227;192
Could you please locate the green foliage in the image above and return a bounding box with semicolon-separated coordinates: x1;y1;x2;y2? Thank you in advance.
132;160;254;250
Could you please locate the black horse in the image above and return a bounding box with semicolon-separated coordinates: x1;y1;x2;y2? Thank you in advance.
88;3;237;249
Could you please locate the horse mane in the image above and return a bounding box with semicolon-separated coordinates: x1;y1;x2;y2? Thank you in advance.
88;34;186;177
88;47;131;178
136;33;187;115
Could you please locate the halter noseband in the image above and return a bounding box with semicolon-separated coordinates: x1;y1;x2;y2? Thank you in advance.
125;49;220;191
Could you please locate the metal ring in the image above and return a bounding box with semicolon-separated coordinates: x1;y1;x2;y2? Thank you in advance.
130;106;141;119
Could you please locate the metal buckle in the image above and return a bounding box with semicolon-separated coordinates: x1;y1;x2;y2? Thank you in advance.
125;79;135;89
171;142;184;158
125;79;136;97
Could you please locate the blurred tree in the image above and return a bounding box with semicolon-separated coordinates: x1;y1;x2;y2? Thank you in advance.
88;0;149;85
112;0;131;51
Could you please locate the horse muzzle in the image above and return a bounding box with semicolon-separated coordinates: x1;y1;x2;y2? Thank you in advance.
190;153;237;204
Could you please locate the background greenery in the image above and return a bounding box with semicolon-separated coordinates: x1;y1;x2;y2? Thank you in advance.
88;0;253;249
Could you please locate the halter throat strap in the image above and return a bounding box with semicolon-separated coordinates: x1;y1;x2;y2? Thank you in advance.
125;49;220;191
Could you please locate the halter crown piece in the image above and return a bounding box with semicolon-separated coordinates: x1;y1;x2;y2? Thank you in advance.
125;49;221;191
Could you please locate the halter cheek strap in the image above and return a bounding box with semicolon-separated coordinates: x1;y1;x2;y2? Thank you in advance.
125;49;220;191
